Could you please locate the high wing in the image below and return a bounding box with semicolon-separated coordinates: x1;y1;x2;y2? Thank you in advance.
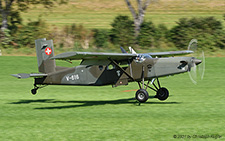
50;50;193;62
148;50;193;57
51;52;137;61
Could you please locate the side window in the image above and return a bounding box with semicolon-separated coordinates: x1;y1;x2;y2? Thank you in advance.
107;64;115;70
99;65;103;71
134;55;146;63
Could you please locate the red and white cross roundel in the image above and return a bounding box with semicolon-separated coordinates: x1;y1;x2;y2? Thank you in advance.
45;47;52;55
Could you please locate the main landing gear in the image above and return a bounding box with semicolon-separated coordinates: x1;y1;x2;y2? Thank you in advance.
108;59;169;104
135;78;169;103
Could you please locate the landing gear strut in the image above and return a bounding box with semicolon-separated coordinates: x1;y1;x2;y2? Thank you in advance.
31;84;47;95
135;77;169;103
31;84;39;95
108;59;169;103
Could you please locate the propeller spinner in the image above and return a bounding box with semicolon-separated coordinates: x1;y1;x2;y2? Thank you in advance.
188;39;205;84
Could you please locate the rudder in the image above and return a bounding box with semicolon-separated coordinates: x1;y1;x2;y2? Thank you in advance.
35;38;56;73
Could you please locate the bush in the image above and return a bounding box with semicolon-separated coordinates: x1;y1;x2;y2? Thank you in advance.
49;24;94;50
110;15;135;47
137;20;156;48
0;29;13;48
169;17;224;51
8;10;23;34
15;19;49;48
93;29;109;48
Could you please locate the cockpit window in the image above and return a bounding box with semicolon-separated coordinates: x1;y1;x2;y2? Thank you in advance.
107;64;115;70
134;54;151;63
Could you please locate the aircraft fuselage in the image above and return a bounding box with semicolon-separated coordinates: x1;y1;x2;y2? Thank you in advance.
35;57;193;87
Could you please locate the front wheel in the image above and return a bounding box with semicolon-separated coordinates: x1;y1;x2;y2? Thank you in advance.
156;87;169;101
135;89;149;103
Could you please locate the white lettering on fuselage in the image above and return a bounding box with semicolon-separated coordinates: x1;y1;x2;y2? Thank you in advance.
66;74;79;81
116;70;121;76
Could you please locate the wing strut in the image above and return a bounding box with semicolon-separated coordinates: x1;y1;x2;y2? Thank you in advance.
108;58;135;82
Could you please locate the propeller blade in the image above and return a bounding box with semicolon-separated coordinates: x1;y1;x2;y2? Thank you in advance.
188;39;198;52
187;39;205;84
199;51;205;80
188;63;197;85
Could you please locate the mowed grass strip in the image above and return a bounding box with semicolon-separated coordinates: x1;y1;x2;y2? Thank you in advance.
21;0;225;29
0;56;225;140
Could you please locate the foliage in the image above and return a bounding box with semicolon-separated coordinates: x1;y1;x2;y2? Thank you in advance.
215;29;225;49
137;20;157;48
1;13;225;54
8;10;23;34
169;17;225;51
50;24;94;49
93;29;109;48
0;0;68;41
0;29;13;48
110;15;135;47
15;19;49;48
0;9;22;48
154;24;173;49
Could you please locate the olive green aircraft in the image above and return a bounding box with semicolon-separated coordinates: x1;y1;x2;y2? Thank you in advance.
12;38;204;103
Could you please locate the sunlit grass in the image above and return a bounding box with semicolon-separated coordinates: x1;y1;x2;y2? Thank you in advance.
0;56;225;140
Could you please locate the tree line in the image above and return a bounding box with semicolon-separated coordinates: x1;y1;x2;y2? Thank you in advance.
1;14;225;53
1;0;224;54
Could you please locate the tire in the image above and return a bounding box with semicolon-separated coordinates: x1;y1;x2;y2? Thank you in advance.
156;87;169;101
31;89;37;95
135;89;149;103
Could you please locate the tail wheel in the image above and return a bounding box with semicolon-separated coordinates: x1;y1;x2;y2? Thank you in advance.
136;89;149;103
156;87;169;101
31;88;37;95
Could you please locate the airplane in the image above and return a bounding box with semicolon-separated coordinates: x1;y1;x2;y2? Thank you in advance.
12;38;204;103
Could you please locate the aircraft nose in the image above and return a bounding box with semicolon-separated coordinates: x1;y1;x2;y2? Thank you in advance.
193;58;202;65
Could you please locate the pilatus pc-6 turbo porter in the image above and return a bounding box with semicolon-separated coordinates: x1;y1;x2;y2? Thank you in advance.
12;38;205;103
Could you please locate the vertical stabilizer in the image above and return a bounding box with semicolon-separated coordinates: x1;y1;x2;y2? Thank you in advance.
35;39;56;73
120;47;127;53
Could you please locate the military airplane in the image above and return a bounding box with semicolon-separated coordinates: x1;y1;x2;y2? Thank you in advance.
12;38;204;103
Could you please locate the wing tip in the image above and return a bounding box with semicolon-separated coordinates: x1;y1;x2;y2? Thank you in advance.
11;74;22;79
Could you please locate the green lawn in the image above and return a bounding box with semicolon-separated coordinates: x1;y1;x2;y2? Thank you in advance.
0;56;224;140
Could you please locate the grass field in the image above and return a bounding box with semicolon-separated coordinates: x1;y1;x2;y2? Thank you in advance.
0;56;225;140
21;0;225;29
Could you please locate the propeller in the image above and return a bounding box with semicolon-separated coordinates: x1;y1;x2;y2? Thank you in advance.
187;39;205;84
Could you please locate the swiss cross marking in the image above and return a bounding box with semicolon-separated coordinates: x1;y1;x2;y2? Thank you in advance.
45;47;52;55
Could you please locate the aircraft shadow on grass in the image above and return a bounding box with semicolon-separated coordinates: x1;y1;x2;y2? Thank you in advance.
10;96;181;110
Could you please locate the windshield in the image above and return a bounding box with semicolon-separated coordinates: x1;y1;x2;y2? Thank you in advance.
134;54;151;63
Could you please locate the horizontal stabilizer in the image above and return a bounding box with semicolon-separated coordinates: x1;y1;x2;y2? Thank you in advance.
11;73;47;79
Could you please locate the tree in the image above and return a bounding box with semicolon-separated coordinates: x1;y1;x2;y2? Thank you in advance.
0;0;67;36
169;17;224;51
137;20;156;47
93;29;109;48
124;0;154;37
110;15;135;47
